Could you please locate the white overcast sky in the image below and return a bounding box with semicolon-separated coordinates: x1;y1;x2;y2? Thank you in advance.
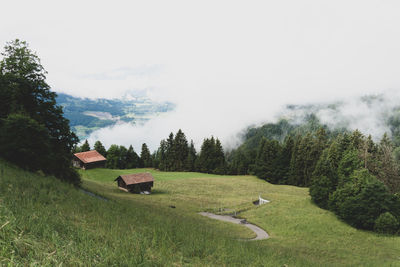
2;0;400;150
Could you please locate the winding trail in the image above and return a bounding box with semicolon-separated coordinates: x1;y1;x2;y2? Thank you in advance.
199;212;269;240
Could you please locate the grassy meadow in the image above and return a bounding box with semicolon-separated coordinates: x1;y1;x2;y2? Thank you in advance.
1;161;400;266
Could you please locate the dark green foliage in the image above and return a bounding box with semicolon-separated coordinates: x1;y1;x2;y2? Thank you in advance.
81;140;90;152
337;149;363;186
329;170;394;230
140;143;152;168
255;138;281;183
173;129;189;171
106;145;119;169
310;145;340;209
0;39;79;185
94;140;107;157
227;149;251;175
0;113;51;172
196;137;226;174
310;176;334;209
197;138;215;173
126;145;140;169
374;212;399;235
185;140;197;172
118;146;128;169
377;134;400;193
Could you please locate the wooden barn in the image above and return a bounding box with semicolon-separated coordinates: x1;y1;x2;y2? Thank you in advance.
73;150;107;169
115;173;154;194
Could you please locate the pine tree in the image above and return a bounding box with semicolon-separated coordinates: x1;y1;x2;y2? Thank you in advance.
126;145;139;169
173;129;189;171
81;140;90;152
213;138;226;174
140;143;152;168
118;146;128;169
94;140;107;157
197;138;215;173
377;133;400;193
165;133;175;171
255;138;281;183
157;140;167;171
278;135;294;183
185;140;197;171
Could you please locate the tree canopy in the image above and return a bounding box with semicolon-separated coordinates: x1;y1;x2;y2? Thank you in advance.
0;39;80;185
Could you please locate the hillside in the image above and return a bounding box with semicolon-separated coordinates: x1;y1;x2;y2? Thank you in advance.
56;93;175;140
2;161;400;266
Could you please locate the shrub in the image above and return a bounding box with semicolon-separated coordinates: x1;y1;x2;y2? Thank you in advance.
374;212;399;235
330;170;393;230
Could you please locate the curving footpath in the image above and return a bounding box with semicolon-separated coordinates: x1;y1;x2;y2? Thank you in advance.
199;212;269;240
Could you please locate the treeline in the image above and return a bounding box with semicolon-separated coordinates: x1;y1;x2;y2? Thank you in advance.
246;126;400;234
74;140;147;169
77;129;226;174
0;40;80;185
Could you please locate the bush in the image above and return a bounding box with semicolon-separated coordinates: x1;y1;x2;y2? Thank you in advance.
330;170;393;230
374;212;399;235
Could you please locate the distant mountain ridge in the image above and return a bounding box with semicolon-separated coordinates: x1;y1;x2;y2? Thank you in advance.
56;93;175;140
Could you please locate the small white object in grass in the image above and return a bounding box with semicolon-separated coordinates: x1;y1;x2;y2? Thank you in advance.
259;195;270;205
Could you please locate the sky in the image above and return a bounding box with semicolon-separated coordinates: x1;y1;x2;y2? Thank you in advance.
2;1;400;150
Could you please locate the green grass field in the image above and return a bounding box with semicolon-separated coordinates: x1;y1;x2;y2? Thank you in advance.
1;162;400;266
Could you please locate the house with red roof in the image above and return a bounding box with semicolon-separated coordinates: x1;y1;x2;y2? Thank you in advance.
73;150;107;169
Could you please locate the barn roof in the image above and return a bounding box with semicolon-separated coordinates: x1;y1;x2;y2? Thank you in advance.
74;150;106;164
116;173;154;185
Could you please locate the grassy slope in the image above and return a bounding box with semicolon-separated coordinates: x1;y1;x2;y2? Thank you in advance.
1;162;400;266
82;168;400;266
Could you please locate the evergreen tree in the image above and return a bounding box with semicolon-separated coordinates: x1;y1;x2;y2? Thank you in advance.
185;140;197;171
213;138;226;174
126;145;139;169
140;143;152;168
337;149;363;187
255;138;281;183
377;133;400;193
165;133;175;171
173;129;189;171
94;140;107;157
81;140;90;152
197;137;215;173
106;144;119;169
157;140;167;171
118;145;128;169
278;135;294;183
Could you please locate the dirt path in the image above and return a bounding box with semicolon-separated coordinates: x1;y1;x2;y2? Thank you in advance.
199;212;269;240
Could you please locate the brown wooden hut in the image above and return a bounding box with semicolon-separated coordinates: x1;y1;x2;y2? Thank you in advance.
73;150;107;169
115;173;154;193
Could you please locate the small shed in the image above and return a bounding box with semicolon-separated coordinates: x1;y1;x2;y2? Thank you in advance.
115;173;154;194
73;150;107;169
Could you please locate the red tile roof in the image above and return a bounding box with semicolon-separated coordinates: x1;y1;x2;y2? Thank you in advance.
117;173;154;185
74;150;106;164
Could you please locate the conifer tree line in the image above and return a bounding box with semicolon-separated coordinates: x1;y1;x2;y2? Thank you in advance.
246;126;400;234
77;129;227;174
154;130;226;174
